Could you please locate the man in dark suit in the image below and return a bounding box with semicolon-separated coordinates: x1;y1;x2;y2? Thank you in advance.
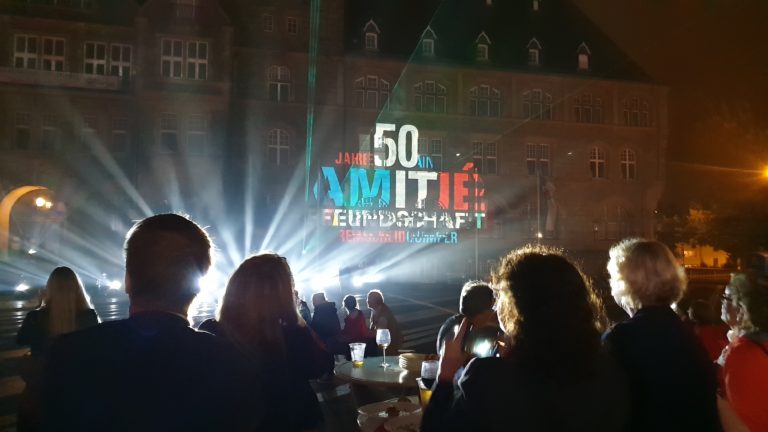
42;214;264;431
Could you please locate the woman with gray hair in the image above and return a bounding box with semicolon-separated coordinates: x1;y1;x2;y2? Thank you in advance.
604;238;720;431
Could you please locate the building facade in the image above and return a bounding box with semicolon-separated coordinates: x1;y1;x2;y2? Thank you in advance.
0;0;667;281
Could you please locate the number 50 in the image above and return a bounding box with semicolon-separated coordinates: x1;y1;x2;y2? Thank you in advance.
373;123;419;168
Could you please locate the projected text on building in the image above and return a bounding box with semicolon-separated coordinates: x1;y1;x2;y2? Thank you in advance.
312;123;486;244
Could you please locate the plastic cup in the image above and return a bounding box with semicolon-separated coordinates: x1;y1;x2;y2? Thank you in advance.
349;343;366;367
420;360;438;379
417;378;433;408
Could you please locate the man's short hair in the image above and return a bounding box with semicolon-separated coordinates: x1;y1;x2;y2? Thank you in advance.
124;214;212;307
459;281;495;318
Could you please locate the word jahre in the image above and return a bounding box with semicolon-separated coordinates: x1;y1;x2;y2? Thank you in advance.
334;152;375;166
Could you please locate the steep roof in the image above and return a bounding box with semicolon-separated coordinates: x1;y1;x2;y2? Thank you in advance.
345;0;651;81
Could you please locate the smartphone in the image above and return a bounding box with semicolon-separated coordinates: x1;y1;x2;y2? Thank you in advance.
462;325;502;358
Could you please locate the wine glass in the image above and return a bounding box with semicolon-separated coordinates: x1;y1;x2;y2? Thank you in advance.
376;329;391;368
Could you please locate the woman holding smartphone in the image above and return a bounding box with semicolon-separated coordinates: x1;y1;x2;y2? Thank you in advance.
422;246;628;432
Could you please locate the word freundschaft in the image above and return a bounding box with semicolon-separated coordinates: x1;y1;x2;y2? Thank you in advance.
321;209;486;229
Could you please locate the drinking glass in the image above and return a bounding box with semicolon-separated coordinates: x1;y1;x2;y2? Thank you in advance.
349;343;366;367
376;329;391;368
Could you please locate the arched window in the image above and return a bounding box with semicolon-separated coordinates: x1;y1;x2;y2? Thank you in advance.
623;97;650;127
354;75;390;109
620;149;636;180
469;85;500;117
574;93;603;123
589;146;606;178
267;66;290;102
522;89;552;120
268;129;289;165
414;80;447;113
527;38;541;66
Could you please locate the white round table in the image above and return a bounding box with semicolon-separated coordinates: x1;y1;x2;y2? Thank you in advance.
335;356;420;389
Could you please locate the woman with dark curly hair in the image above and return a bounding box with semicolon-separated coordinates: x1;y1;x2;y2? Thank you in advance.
421;245;628;432
604;238;720;431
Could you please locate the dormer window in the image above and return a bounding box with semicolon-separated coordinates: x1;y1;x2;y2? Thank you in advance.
421;27;436;57
475;32;491;62
577;42;591;71
365;33;377;50
527;38;541;66
173;0;196;18
363;20;381;52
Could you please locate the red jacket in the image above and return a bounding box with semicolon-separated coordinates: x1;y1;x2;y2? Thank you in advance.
693;323;728;361
722;335;768;432
341;310;369;342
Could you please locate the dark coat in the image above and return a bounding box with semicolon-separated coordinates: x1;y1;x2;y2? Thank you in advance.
17;308;99;357
422;352;629;432
310;302;341;342
603;306;721;432
42;312;263;432
199;319;329;432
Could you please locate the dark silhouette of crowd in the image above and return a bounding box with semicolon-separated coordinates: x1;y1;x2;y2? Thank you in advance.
13;214;767;431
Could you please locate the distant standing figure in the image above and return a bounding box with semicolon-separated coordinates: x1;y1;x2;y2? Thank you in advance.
367;289;403;353
340;295;370;343
310;292;343;355
42;214;264;431
16;266;99;432
199;253;330;431
604;238;720;431
295;290;312;324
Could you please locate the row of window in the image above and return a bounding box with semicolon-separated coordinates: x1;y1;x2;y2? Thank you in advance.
361;20;592;71
13;34;208;81
261;14;300;35
347;75;650;125
8;34;652;127
12;112;130;153
11;113;209;155
10;113;639;178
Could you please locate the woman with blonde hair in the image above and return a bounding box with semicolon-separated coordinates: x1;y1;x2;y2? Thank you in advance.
604;239;720;431
16;266;99;431
198;253;330;432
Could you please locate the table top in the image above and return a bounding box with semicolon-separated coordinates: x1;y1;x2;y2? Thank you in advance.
335;356;420;389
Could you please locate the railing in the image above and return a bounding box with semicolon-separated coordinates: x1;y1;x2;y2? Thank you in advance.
0;67;123;90
685;267;731;283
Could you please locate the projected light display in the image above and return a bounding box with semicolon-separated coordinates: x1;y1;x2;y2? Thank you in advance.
312;123;486;244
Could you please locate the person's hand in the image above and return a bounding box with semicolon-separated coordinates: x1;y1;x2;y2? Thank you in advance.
470;310;498;329
437;318;469;382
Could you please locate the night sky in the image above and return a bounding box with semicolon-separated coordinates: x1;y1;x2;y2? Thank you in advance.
574;0;768;209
